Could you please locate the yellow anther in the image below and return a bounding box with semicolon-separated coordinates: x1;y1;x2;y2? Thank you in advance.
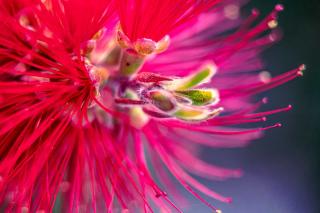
156;35;171;53
268;20;278;29
134;38;157;56
116;29;130;49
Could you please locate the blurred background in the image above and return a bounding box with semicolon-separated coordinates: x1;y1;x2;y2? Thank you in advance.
187;0;320;212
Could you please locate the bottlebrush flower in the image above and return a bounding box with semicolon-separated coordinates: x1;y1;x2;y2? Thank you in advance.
0;0;303;212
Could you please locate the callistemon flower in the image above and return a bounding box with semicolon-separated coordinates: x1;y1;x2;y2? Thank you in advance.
0;0;303;212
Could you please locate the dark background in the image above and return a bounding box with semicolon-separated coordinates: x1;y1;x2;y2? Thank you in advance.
187;0;320;212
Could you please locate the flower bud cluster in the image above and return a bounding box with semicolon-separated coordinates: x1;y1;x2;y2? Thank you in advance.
115;64;223;123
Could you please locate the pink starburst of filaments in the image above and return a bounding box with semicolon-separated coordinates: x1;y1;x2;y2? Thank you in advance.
0;0;303;212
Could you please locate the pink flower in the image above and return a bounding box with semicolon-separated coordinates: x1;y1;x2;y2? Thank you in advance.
117;0;221;42
0;0;302;212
